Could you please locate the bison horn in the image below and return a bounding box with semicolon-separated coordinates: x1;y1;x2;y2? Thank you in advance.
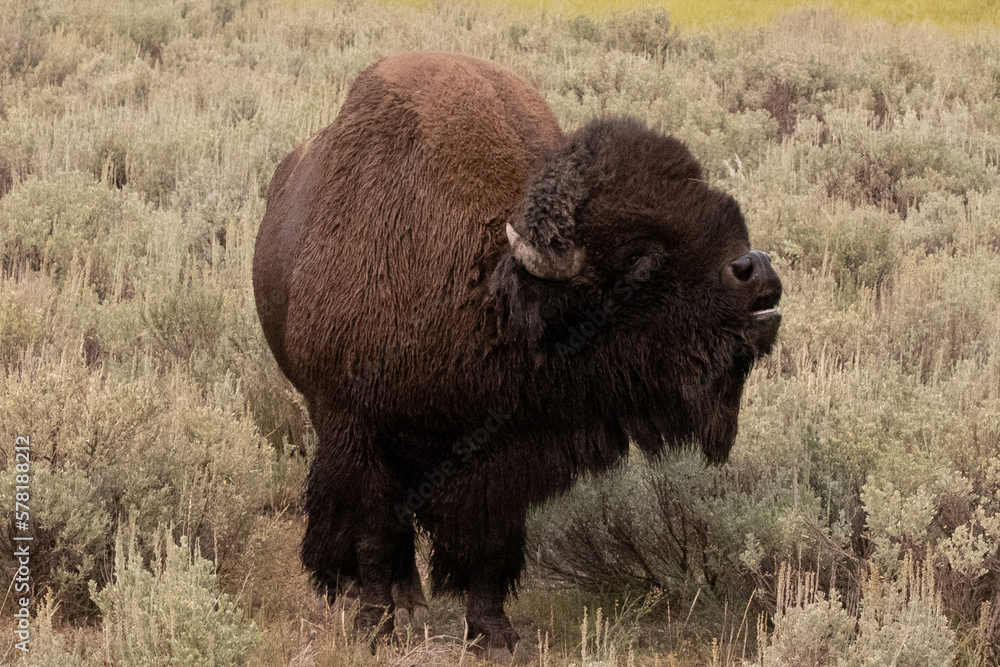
506;223;584;280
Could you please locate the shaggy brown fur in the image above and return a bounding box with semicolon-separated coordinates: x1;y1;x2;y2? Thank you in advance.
253;52;781;657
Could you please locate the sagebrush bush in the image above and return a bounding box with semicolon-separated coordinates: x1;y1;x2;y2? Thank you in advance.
0;286;40;366
14;596;94;667
755;558;955;666
755;569;854;666
0;0;48;80
0;171;153;299
528;449;798;611
0;350;273;617
601;7;678;59
91;520;261;667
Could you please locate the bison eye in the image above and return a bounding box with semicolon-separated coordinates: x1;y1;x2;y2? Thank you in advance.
624;252;665;285
619;242;666;280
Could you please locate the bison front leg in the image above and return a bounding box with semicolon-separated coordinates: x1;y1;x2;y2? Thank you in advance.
428;538;523;656
465;551;524;655
422;476;528;661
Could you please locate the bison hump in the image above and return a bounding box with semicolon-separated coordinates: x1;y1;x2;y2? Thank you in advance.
354;53;561;212
279;54;561;406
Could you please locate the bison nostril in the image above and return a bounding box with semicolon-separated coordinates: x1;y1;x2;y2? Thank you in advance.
731;254;754;282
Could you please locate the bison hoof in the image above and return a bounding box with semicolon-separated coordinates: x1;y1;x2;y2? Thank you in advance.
355;604;395;646
394;604;429;633
391;580;429;627
467;615;520;654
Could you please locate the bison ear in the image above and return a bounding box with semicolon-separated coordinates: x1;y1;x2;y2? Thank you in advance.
506;147;587;281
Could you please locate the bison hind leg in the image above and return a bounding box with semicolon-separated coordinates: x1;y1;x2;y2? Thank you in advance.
301;416;401;644
391;562;429;631
300;512;360;605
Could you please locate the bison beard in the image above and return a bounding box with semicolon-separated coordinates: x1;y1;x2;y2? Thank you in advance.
253;53;781;658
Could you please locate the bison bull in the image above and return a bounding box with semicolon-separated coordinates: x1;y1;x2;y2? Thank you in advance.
253;52;781;656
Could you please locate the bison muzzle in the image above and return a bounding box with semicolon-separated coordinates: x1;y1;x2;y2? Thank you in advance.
253;52;781;658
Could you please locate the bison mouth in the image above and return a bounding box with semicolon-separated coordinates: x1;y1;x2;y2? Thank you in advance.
746;291;781;355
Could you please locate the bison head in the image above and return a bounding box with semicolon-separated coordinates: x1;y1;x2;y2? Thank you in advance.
499;117;782;463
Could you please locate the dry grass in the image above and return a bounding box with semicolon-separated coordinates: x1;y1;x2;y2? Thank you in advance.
378;0;1000;26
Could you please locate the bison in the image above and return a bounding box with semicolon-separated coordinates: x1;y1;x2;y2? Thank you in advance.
253;52;781;656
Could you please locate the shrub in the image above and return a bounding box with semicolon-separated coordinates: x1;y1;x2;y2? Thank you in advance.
528;449;801;611
755;567;854;667
29;24;90;87
0;0;47;79
713;51;843;138
0;171;152;299
0;354;272;618
806;109;996;216
143;285;226;360
601;8;678;60
91;520;261;667
14;596;94;667
678;108;779;180
567;15;599;43
0;287;40;366
755;557;954;667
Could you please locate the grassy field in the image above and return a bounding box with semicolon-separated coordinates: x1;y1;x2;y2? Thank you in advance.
1;0;1000;665
389;0;1000;27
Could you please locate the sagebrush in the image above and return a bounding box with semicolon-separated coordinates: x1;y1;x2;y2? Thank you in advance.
1;0;998;665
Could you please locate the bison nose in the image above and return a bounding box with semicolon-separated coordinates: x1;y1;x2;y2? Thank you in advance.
730;254;754;282
730;249;774;281
730;250;782;307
